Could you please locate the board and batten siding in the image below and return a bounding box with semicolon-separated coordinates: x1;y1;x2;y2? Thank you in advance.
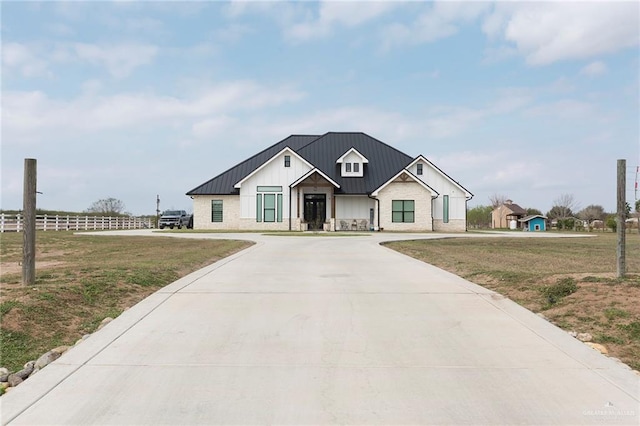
238;151;312;222
409;161;468;232
376;180;433;231
335;196;373;220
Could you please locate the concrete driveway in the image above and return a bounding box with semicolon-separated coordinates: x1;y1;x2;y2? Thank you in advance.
2;231;639;425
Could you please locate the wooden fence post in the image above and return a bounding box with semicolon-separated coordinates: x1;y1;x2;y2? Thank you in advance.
617;159;626;278
23;158;37;286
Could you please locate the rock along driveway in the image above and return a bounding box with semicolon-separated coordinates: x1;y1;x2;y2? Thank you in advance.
2;231;639;425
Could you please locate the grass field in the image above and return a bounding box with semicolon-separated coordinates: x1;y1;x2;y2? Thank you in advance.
384;232;640;371
0;232;252;372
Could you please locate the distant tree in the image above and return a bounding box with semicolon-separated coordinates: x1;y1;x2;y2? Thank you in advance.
625;202;631;218
489;194;507;209
547;193;579;220
636;199;640;213
606;215;617;232
578;205;606;224
526;208;543;216
467;205;493;228
86;198;127;215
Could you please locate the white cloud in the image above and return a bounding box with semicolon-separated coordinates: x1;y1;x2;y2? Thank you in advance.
72;43;159;78
485;2;639;65
381;1;490;50
580;61;608;77
2;42;51;78
287;1;397;42
3;81;305;145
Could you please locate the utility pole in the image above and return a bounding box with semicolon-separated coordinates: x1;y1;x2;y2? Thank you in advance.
23;158;37;286
156;195;161;228
617;159;626;278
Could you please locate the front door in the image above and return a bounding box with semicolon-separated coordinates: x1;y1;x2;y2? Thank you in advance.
304;194;326;230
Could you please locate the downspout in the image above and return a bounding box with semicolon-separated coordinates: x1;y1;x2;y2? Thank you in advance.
288;185;292;231
431;195;438;231
367;194;380;231
465;194;473;232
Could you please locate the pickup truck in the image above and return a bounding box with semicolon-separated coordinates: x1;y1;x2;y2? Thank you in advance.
158;210;190;229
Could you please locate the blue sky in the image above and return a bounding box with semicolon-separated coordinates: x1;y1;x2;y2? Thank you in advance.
2;0;639;216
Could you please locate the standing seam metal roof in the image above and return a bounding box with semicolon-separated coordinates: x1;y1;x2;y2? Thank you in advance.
186;135;319;195
187;132;436;196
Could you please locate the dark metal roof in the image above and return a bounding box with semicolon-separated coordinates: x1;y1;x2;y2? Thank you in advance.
187;132;451;196
296;132;412;194
503;203;527;215
186;135;319;195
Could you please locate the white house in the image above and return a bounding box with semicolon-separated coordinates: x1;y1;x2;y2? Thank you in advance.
187;132;473;232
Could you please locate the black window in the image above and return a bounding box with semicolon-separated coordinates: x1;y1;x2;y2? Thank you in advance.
284;155;290;167
345;163;352;172
354;163;360;173
417;164;423;175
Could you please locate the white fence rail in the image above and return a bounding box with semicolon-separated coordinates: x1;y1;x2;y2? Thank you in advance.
0;214;152;233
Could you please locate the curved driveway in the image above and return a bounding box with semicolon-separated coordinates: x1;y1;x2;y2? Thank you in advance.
2;231;639;425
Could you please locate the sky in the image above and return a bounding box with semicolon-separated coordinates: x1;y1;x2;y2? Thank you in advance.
2;0;639;216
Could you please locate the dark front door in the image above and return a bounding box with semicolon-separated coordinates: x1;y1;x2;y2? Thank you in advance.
304;194;326;230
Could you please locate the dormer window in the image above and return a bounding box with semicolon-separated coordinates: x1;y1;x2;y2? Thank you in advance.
336;147;368;178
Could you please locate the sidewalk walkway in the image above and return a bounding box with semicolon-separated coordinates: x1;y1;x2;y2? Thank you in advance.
2;231;638;425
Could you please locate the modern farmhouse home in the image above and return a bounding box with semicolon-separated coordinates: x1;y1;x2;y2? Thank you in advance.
187;132;473;232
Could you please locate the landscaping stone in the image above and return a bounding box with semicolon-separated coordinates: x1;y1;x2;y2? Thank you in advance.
0;367;8;377
568;331;577;338
577;333;593;342
14;362;35;380
0;374;8;383
34;350;63;371
585;342;608;355
7;374;23;387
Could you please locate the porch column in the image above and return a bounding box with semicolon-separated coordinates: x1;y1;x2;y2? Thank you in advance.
331;193;335;220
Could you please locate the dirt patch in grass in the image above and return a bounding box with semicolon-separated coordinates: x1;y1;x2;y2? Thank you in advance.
384;233;640;371
0;231;252;372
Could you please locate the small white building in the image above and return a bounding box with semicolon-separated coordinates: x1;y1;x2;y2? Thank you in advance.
187;132;473;232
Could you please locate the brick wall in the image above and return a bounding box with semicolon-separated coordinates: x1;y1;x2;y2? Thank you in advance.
377;181;433;231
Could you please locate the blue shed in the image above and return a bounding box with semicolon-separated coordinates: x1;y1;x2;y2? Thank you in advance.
519;215;547;232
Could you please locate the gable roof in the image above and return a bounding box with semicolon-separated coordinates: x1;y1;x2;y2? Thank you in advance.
187;132;466;197
371;169;439;197
519;215;548;222
233;147;314;189
498;202;527;215
296;132;412;194
187;135;319;195
336;147;369;164
290;168;340;189
407;155;473;199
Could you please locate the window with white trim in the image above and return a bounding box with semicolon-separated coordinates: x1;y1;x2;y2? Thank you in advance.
256;186;283;223
345;163;352;172
353;162;359;173
417;164;423;175
284;155;290;167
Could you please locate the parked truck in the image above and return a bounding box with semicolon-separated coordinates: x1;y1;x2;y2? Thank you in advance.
158;210;190;229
